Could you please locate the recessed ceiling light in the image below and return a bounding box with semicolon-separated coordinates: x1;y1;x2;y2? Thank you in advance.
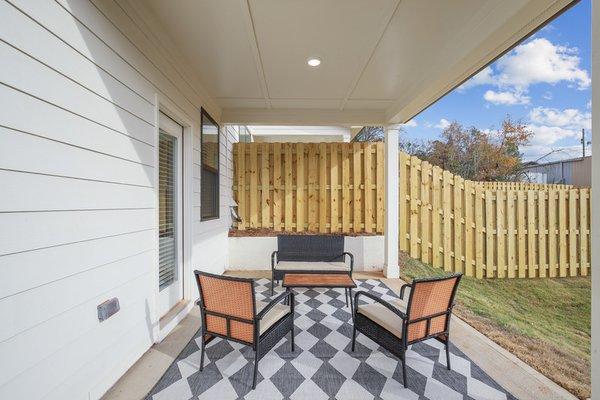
307;57;321;67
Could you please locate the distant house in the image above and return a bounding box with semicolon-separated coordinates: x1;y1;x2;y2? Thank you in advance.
520;156;591;187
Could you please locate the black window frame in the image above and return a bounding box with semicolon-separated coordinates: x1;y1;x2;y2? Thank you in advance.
200;108;220;221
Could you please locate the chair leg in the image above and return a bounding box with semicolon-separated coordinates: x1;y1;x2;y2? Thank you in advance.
253;346;259;389
271;273;274;296
446;340;451;370
199;334;206;371
290;326;295;352
345;288;349;307
351;326;357;352
401;348;408;388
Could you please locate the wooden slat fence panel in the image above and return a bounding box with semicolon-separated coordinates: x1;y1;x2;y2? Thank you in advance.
477;181;573;191
396;151;591;279
233;142;384;234
234;146;590;279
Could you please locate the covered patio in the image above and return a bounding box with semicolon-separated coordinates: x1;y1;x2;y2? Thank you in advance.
123;2;584;398
1;0;597;399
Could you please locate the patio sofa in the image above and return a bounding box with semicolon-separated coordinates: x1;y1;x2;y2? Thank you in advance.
270;235;354;295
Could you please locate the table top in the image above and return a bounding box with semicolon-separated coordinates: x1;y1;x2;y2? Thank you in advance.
282;273;356;289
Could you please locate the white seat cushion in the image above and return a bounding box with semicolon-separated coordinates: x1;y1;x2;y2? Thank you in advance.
275;261;349;271
256;300;291;335
357;299;407;338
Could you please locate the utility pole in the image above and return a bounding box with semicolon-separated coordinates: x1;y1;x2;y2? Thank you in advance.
581;128;586;157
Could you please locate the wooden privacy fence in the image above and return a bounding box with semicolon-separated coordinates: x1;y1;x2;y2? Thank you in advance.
233;142;385;233
477;181;573;190
399;152;591;278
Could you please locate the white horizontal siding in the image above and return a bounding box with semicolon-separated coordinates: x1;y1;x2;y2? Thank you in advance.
0;127;154;186
8;0;156;104
0;170;155;212
0;209;155;256
0;0;227;399
0;0;155;125
0;256;154;383
0;230;156;299
0;82;154;164
0;41;154;144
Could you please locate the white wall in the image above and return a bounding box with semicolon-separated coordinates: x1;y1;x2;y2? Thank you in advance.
0;0;233;399
252;134;348;143
247;125;351;142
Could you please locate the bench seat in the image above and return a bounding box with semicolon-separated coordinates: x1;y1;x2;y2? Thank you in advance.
275;261;349;271
271;235;354;294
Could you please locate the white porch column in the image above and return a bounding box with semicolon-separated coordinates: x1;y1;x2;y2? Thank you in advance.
591;0;599;398
384;124;400;278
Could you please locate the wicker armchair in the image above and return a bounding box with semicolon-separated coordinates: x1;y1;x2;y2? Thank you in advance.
352;274;462;388
194;271;295;389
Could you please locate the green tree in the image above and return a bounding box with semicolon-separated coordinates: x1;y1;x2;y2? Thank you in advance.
403;117;532;181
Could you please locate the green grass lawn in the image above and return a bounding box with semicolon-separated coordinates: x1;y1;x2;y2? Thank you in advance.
399;254;591;399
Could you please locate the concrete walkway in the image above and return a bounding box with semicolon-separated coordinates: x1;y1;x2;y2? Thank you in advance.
102;271;576;400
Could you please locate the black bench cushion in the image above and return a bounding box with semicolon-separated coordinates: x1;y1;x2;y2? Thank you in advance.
277;235;344;262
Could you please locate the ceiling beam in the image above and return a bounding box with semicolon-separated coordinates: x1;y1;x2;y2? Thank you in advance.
221;108;386;126
339;0;402;111
240;0;272;109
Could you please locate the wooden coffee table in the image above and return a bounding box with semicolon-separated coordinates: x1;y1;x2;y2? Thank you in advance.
282;273;356;310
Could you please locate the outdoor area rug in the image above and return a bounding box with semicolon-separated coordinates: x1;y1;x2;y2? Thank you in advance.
146;279;515;400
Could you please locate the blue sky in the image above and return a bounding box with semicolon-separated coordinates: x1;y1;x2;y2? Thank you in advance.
402;0;591;162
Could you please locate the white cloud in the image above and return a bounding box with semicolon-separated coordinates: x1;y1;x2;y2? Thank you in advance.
483;90;530;105
458;66;495;91
587;100;592;109
524;107;590;158
495;38;590;90
459;38;590;105
526;124;579;145
542;91;553;100
435;118;451;129
529;107;591;130
402;119;418;127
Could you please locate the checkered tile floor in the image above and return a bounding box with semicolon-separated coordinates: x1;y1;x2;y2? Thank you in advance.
146;279;515;400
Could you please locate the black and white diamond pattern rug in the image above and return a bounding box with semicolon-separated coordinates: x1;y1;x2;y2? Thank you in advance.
146;279;515;400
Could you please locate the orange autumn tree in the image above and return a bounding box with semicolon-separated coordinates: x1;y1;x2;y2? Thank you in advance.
401;118;532;181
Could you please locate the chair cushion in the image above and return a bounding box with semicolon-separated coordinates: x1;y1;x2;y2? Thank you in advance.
256;300;291;335
357;299;407;339
274;261;349;271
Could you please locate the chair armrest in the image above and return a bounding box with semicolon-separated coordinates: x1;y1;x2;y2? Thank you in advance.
256;291;293;320
354;291;406;319
271;251;279;269
400;283;411;300
342;252;354;272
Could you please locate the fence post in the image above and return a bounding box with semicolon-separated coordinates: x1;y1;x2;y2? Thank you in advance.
384;125;400;278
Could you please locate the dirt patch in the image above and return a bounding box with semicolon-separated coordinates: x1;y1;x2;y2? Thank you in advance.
454;307;590;399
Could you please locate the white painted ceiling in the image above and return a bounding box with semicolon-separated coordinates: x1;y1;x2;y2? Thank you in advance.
137;0;573;125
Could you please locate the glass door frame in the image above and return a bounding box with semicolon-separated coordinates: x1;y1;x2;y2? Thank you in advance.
157;111;184;318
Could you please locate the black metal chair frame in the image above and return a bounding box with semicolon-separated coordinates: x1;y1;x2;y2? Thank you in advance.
194;271;295;389
351;273;462;388
270;235;354;300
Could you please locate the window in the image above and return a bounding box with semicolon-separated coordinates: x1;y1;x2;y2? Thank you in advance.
200;108;219;220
